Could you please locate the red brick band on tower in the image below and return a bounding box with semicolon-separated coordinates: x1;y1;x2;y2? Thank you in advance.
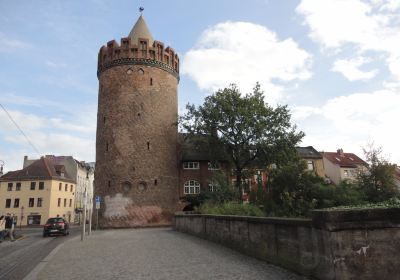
95;15;180;228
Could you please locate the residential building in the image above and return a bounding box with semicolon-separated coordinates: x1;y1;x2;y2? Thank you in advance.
179;134;230;199
24;155;94;224
75;160;94;224
296;146;325;178
0;157;76;225
321;149;367;185
394;166;400;190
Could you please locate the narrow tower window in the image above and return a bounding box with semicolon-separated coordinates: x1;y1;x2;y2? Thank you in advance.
103;116;106;124
106;142;109;151
147;141;150;150
150;78;153;86
154;179;157;186
108;181;111;188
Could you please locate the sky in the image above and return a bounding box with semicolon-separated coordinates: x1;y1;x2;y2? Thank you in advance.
1;0;400;172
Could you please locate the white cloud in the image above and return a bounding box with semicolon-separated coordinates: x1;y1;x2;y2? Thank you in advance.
0;32;32;52
0;92;62;108
46;60;67;68
182;21;312;103
297;0;400;81
293;89;400;162
331;57;378;81
0;106;95;172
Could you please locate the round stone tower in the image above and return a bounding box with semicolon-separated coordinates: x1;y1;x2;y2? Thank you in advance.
95;15;179;228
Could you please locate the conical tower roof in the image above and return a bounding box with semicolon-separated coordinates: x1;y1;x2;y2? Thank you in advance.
128;15;154;46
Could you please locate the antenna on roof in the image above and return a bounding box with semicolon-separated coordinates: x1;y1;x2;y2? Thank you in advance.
139;7;144;15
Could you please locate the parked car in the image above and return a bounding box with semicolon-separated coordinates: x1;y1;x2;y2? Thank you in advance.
43;217;69;237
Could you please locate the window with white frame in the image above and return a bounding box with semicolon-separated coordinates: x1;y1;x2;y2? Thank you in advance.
208;181;218;192
184;180;200;194
208;161;220;170
183;162;200;170
307;160;314;171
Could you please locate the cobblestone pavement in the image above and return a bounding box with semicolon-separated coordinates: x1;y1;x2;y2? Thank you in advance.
31;228;308;280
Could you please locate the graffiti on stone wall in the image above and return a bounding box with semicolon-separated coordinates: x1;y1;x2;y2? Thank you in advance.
104;193;132;219
103;192;165;226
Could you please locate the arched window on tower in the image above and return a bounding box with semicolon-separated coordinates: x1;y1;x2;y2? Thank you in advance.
184;180;200;195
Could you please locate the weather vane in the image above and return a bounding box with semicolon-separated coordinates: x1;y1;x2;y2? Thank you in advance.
139;7;144;14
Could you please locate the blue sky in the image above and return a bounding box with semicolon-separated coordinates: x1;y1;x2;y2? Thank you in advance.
1;0;400;171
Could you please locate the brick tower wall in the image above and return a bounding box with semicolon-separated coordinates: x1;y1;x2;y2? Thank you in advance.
95;37;179;228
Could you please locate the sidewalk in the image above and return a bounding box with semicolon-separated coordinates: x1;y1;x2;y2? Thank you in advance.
27;228;306;280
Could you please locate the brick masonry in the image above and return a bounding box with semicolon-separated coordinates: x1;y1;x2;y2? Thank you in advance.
95;36;180;227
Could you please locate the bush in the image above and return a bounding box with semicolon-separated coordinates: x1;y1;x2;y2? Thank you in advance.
264;160;324;217
197;201;265;217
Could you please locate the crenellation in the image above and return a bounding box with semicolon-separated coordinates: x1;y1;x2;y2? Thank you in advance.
98;37;179;76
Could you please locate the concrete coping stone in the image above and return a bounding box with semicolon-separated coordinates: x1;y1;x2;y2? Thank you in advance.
312;207;400;231
174;212;312;227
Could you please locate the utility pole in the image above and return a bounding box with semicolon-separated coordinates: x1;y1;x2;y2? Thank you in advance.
81;186;86;241
88;193;92;235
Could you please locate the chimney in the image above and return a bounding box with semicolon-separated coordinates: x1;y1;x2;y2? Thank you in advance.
337;148;344;156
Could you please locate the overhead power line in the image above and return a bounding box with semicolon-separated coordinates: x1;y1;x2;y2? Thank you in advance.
0;103;41;156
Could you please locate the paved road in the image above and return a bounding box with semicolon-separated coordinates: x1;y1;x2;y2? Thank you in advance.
0;227;80;280
33;228;308;280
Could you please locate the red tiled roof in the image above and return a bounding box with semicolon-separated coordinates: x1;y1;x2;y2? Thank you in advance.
0;157;74;182
395;167;400;180
322;151;367;168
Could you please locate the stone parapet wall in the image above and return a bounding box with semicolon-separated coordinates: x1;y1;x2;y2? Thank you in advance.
173;208;400;279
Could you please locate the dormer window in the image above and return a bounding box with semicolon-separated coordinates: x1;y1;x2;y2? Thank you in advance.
335;157;341;162
208;162;220;170
183;162;200;169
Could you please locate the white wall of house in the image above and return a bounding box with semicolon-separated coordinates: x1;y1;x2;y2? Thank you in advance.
74;163;94;223
322;157;342;185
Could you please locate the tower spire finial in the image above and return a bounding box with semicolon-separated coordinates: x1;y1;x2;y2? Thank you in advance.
128;11;154;46
139;7;144;15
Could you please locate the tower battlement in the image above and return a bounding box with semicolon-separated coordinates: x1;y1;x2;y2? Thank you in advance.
97;37;179;79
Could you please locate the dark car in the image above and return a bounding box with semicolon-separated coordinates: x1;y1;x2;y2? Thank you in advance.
43;217;69;237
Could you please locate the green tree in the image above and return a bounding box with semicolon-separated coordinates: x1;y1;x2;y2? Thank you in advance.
265;160;324;217
180;83;304;196
357;144;398;202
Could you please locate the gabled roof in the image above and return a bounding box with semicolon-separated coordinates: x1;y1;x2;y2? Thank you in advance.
394;166;400;181
322;150;367;168
0;157;75;183
296;146;322;159
178;133;229;162
128;15;154;46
